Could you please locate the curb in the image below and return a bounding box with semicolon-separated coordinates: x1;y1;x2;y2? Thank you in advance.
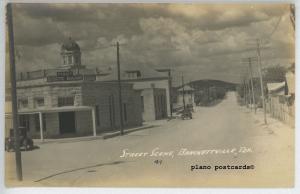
102;125;155;139
34;125;155;144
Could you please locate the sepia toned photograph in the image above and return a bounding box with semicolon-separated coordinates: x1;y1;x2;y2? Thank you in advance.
3;2;295;188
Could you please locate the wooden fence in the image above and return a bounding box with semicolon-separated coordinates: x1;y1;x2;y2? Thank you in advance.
266;95;295;128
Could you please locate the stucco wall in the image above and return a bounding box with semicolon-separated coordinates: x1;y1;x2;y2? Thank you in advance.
130;79;171;117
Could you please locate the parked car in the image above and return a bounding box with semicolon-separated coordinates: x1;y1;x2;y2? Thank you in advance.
181;109;193;120
5;127;34;152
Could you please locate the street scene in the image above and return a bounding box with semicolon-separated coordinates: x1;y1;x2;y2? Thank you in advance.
4;3;295;187
5;92;294;187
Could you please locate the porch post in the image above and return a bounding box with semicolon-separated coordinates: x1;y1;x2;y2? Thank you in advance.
91;107;96;136
39;112;44;141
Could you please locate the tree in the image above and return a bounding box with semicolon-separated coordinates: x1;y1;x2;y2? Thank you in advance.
263;65;286;83
290;4;295;31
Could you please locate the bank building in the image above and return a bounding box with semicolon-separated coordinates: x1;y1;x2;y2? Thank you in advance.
7;38;144;140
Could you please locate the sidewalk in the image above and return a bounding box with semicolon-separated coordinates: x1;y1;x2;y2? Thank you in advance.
33;119;169;145
241;106;294;187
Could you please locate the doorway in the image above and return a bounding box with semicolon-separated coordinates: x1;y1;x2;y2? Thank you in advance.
59;112;76;134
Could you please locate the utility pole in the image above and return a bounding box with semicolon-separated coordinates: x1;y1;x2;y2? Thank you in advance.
248;58;256;113
247;78;252;110
7;3;23;181
244;79;249;108
243;79;247;105
168;70;173;118
256;39;267;124
181;74;186;110
116;42;124;135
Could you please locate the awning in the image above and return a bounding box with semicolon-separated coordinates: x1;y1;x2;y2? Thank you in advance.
18;106;93;114
17;105;97;140
266;82;285;93
178;85;195;92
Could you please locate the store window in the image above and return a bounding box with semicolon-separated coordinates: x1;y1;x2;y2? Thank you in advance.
123;103;127;123
95;105;100;126
18;99;28;109
58;96;74;107
34;97;45;108
141;96;144;112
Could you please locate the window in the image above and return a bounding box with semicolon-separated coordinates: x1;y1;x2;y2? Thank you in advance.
141;96;144;112
18;99;28;109
58;97;74;107
126;71;141;79
95;105;100;126
123;103;127;122
35;114;46;132
34;97;45;108
19;115;29;131
109;95;115;127
63;56;67;65
68;55;73;64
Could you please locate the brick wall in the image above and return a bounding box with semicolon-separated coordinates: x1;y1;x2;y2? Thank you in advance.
16;85;82;110
15;81;143;137
82;82;143;132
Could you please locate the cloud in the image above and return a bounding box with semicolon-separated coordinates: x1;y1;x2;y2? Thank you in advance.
9;3;294;84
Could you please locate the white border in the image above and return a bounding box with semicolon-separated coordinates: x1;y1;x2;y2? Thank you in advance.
0;1;299;194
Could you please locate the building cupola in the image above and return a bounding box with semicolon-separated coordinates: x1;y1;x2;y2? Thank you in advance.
61;37;84;69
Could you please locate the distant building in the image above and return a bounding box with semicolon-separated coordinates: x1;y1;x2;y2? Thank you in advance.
97;67;171;121
285;70;295;96
174;85;195;110
6;38;143;139
266;82;286;96
265;65;295;127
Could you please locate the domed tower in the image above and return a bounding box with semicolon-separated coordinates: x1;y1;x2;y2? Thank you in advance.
60;37;84;69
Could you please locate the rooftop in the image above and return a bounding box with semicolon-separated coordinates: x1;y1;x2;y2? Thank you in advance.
96;65;168;81
61;37;80;52
266;82;285;93
178;85;195;92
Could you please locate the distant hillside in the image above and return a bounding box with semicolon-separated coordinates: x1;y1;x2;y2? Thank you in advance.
188;79;237;91
171;79;238;104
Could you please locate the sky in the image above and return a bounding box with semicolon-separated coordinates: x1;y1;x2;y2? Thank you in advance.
7;3;295;85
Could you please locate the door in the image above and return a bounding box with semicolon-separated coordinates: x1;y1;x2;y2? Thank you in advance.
59;112;76;134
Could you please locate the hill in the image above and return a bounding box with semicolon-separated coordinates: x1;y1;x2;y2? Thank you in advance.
188;79;237;91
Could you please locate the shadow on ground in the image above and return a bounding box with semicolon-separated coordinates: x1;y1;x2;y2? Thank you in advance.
34;160;129;182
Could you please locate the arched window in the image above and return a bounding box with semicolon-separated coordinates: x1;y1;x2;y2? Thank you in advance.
68;55;72;64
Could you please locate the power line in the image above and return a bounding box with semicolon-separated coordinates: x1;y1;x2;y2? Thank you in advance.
266;15;282;38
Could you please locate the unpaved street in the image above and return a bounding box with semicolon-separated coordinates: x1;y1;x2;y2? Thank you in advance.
6;92;294;187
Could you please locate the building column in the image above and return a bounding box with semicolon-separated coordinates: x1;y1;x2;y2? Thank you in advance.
91;108;97;136
39;112;44;141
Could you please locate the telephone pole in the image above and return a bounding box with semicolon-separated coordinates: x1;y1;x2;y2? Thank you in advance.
248;58;256;113
181;74;186;110
116;42;124;135
243;79;247;105
7;3;23;181
245;79;249;108
256;39;267;124
247;78;252;110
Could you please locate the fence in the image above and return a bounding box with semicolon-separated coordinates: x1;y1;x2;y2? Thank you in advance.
266;95;295;128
